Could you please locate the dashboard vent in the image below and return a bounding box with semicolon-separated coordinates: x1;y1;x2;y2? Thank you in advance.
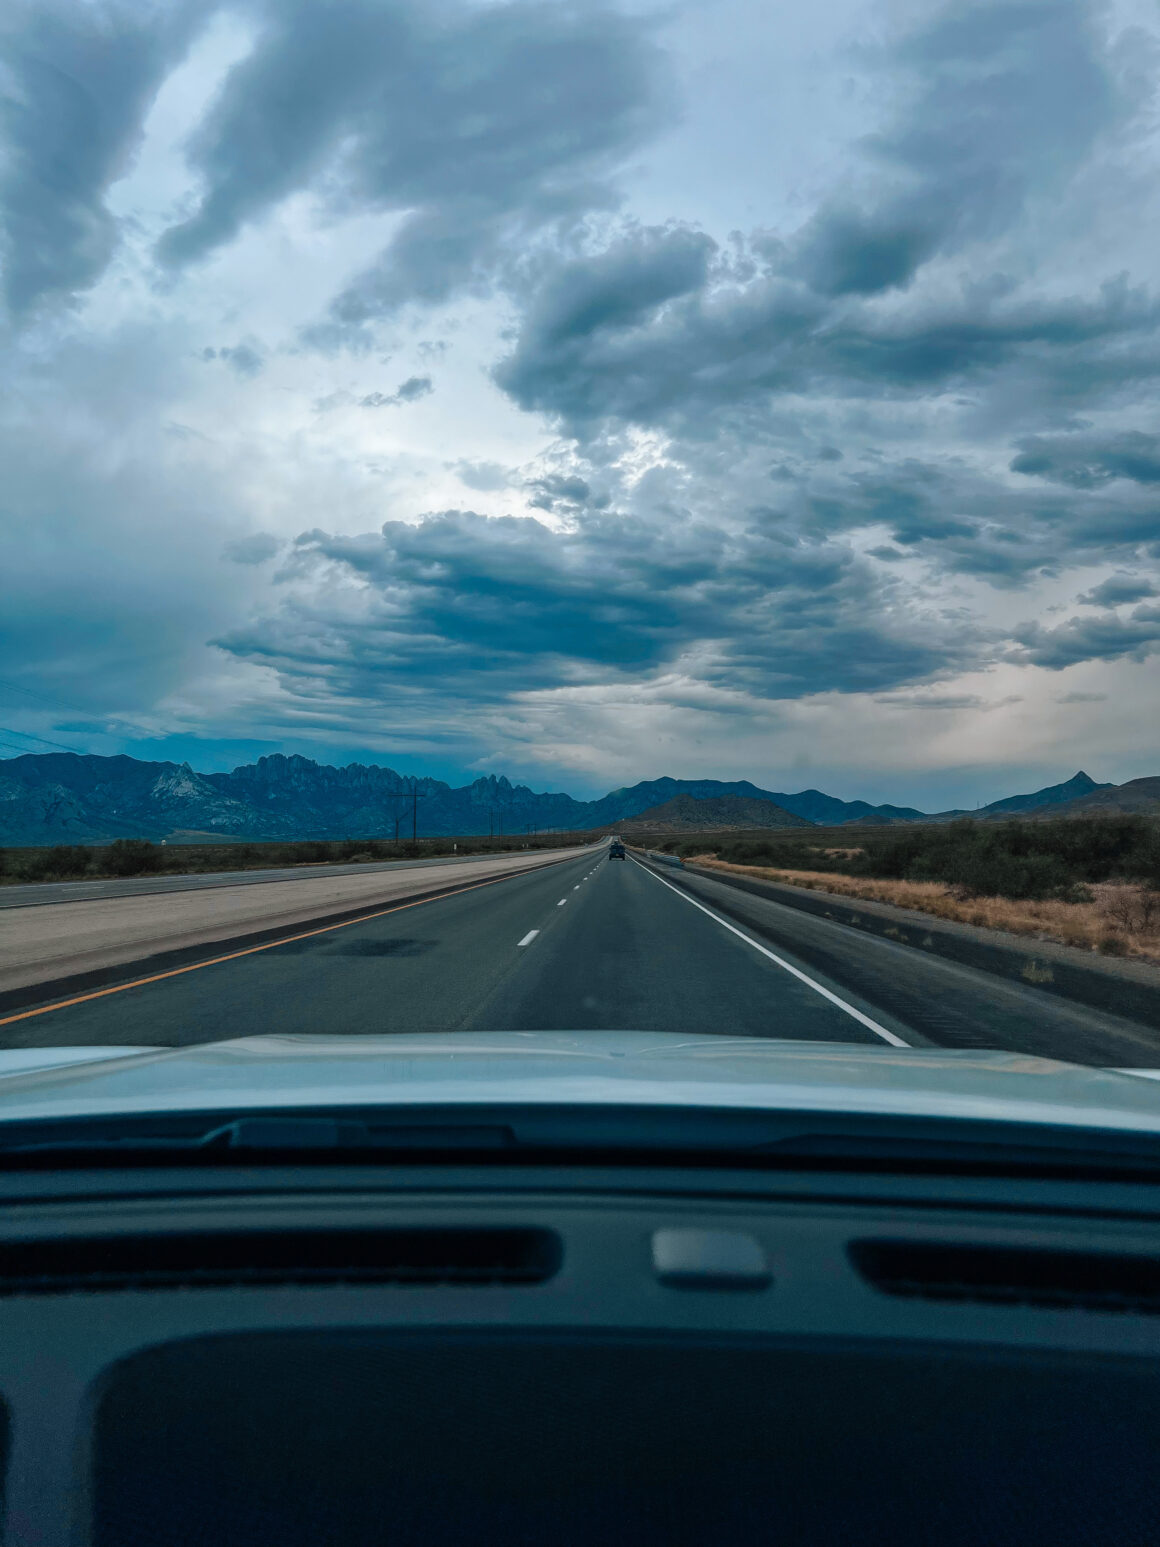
0;1228;561;1295
850;1239;1160;1314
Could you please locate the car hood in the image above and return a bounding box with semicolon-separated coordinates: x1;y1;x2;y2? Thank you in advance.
1;1032;1160;1134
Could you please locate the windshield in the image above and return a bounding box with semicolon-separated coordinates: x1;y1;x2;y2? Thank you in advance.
1;0;1159;1133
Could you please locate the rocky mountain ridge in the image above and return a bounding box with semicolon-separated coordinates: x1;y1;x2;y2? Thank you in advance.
0;752;1137;845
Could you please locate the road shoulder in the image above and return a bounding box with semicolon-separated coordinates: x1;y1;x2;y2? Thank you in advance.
680;860;1160;1033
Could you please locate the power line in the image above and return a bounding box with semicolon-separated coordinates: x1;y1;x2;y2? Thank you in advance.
0;724;84;754
0;676;158;743
0;676;91;717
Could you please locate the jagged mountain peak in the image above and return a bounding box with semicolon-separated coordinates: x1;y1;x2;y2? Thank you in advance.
0;751;1130;844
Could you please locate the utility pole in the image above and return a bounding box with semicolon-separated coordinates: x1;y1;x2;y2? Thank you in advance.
388;780;426;845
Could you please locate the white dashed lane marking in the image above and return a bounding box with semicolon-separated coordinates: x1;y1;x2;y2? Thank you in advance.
517;930;539;947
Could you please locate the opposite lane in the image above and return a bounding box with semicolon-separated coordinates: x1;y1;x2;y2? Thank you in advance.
0;843;598;909
0;844;584;999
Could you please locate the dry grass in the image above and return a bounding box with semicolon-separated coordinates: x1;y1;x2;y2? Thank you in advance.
687;856;1160;963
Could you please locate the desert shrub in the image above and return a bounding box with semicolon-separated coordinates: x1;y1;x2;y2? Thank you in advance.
98;838;163;877
704;814;1160;904
1103;889;1160;934
848;817;1159;900
14;845;93;881
294;841;335;864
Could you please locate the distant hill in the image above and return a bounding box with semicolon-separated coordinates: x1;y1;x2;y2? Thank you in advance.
577;777;922;828
614;793;813;833
1026;776;1160;819
977;770;1113;817
773;790;927;825
920;771;1116;824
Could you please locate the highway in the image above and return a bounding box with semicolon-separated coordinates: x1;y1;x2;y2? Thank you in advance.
0;845;583;998
3;847;1160;1066
0;845;578;909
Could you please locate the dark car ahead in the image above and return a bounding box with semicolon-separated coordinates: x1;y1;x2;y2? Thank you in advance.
609;841;626;859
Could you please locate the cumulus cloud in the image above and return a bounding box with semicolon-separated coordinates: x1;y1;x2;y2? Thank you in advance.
495;0;1149;439
525;472;610;513
214;506;984;717
497;237;1160;438
359;375;432;408
0;0;201;317
1012;431;1160;487
1013;605;1160;669
155;0;667;330
1079;574;1158;607
207;343;264;378
784;0;1118;298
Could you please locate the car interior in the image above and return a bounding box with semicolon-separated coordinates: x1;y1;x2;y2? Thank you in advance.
3;1114;1160;1545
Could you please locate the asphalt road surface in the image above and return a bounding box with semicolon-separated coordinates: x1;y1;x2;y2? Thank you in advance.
3;850;1160;1066
0;846;586;997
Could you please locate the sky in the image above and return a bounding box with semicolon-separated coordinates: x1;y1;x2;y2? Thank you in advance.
1;0;1159;807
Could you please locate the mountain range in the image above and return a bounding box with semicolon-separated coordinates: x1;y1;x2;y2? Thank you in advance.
610;794;815;834
0;753;1144;847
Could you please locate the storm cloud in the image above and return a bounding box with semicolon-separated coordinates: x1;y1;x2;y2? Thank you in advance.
216;505;983;707
155;0;667;329
0;0;201;315
1;0;1159;799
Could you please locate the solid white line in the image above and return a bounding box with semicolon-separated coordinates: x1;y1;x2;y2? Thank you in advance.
517;929;539;947
557;899;567;906
633;861;909;1047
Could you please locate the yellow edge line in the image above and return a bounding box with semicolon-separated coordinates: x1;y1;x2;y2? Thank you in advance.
0;863;559;1029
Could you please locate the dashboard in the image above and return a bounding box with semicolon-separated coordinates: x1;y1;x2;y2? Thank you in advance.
4;1160;1160;1544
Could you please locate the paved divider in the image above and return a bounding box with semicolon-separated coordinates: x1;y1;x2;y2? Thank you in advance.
0;846;581;1012
681;860;1160;1034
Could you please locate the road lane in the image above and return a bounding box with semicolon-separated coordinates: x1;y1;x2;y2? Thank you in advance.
643;856;1160;1068
4;847;1160;1065
469;852;895;1043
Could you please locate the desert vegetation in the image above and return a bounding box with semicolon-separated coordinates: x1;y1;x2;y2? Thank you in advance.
650;817;1160;961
